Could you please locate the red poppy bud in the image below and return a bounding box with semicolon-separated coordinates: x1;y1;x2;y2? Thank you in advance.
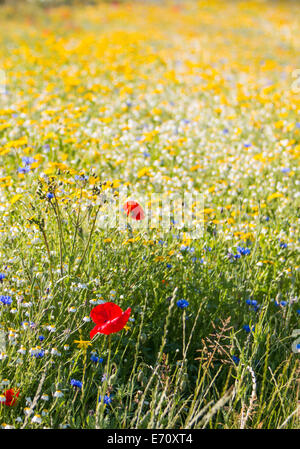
123;200;145;221
4;389;19;406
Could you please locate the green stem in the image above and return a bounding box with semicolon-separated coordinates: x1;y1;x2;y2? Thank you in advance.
69;187;83;273
52;195;64;277
96;334;112;429
75;205;100;277
41;226;54;286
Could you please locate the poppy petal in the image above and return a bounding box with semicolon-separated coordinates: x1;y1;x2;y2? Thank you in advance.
90;307;131;337
90;324;102;340
5;389;19;406
90;302;123;324
100;307;131;334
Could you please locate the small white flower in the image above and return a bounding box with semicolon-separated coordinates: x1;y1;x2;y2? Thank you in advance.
51;348;61;356
22;302;32;308
24;407;33;416
29;346;41;356
0;352;7;360
18;346;26;354
53;390;64;398
1;423;15;429
31;414;42;424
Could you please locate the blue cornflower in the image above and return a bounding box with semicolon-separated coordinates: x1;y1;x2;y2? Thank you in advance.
246;299;259;311
0;295;12;305
33;350;45;358
243;324;255;333
99;395;112;405
176;299;189;309
237;246;251;256
22;156;36;166
90;354;103;364
275;300;287;307
18;166;30;174
46;192;54;200
297;310;300;315
0;273;5;281
279;242;287;249
180;246;195;253
166;263;172;269
70;379;82;389
38;335;45;341
75;175;88;182
232;355;240;365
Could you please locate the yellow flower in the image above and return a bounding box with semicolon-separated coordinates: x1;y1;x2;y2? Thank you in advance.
267;192;284;202
74;340;92;349
10;194;23;205
137;167;152;178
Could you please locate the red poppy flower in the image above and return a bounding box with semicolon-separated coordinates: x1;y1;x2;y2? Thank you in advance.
4;388;19;406
123;200;145;221
90;302;131;338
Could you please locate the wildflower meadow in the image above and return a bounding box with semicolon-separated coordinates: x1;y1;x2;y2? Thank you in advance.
0;0;299;431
